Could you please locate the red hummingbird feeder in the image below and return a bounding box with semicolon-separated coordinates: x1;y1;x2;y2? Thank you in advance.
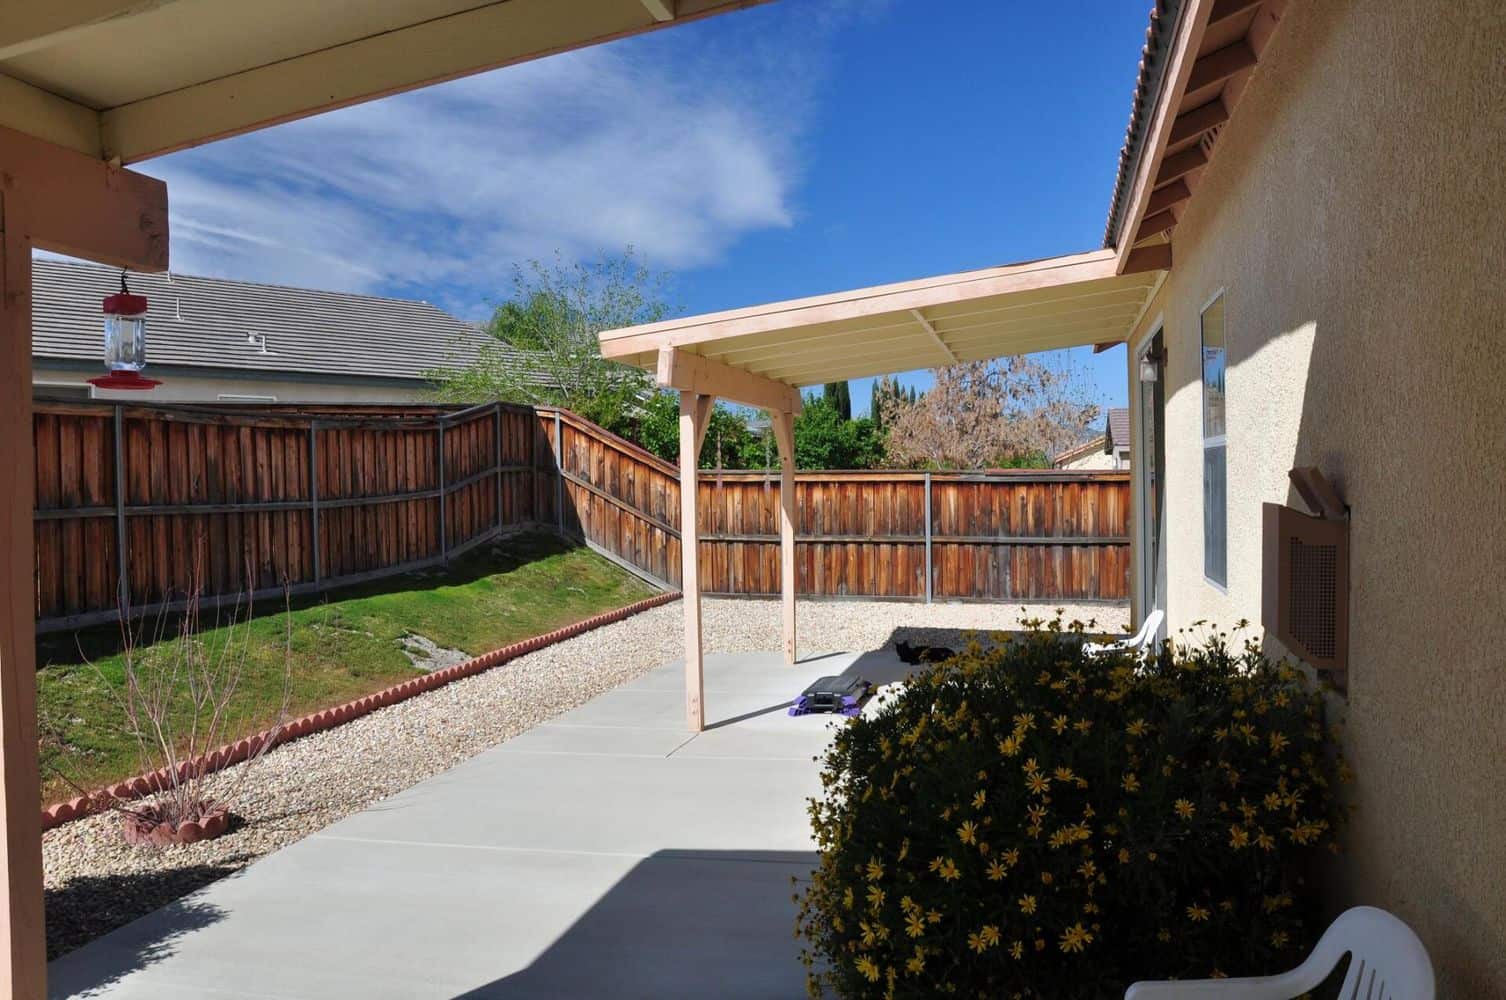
88;271;161;391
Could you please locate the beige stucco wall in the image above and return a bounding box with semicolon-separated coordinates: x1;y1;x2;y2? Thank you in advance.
1125;0;1506;992
33;365;433;403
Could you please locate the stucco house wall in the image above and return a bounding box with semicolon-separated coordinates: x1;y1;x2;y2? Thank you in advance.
1125;0;1505;993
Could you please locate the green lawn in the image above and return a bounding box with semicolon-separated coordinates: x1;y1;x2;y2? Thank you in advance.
36;531;657;805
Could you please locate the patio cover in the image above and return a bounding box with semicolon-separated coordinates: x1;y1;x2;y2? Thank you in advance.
596;243;1170;739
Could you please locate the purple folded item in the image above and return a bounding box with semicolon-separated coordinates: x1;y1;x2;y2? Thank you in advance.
788;675;872;717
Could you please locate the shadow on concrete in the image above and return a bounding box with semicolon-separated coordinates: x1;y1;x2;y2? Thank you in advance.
47;863;238;996
452;849;817;999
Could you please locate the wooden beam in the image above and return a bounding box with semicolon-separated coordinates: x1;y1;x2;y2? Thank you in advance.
1154;144;1209;187
0;76;102;158
1092;341;1121;354
1185;41;1258;94
0;1;190;60
1124;243;1173;275
656;348;802;415
0;193;46;1000
679;391;707;732
1134;209;1179;243
639;0;676;21
770;410;797;665
1169;99;1230;146
909;309;957;363
1145;179;1192;217
99;0;762;163
0;125;167;270
690;393;714;457
601;248;1123;360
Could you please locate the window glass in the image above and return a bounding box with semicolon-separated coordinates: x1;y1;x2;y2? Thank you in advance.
1201;295;1227;586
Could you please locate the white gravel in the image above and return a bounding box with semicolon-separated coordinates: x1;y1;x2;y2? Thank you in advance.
43;597;1125;957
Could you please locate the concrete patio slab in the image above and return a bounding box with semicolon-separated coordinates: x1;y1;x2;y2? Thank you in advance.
48;650;874;999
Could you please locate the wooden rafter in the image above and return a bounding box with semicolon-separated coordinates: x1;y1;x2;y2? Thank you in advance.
1169;99;1230;145
1134;209;1179;243
639;0;675;20
910;309;958;363
1124;243;1173;275
1145;179;1192;216
1155;145;1209;187
1185;41;1258;94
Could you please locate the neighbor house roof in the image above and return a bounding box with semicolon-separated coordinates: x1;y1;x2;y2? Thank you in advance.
1053;435;1108;468
1106;407;1131;452
31;258;507;384
0;0;768;164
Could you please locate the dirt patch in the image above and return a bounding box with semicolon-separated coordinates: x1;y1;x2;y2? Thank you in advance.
397;632;469;673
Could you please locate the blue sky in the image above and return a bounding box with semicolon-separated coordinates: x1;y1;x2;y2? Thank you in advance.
135;0;1150;416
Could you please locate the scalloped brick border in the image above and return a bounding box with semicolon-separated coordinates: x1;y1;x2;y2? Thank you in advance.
41;591;680;831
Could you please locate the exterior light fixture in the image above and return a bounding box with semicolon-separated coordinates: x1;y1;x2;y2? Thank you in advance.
89;271;161;391
1139;348;1165;383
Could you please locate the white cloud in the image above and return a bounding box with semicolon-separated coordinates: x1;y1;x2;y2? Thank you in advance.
134;16;828;314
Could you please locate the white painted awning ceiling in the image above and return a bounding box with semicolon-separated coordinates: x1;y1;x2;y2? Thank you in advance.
0;0;765;163
598;248;1164;388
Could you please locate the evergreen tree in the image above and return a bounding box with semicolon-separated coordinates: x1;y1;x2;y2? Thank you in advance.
822;381;852;421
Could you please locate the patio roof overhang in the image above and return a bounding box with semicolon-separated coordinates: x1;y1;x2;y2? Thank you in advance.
600;245;1170;390
0;0;771;163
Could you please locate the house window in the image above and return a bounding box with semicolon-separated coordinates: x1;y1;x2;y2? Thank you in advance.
1201;293;1227;587
217;393;277;403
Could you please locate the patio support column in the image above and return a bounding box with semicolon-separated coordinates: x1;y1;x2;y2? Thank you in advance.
771;410;797;664
0;125;168;1000
0;188;44;1000
679;391;713;731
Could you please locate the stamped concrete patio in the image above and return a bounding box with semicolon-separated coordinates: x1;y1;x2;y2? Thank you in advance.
49;647;912;999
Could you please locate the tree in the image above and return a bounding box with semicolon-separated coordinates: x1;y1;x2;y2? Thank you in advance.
633;391;766;470
794;394;885;470
869;376;908;433
879;356;1100;469
822;381;852;421
428;249;667;434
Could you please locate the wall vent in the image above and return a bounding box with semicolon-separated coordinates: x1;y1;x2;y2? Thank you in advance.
1262;468;1349;687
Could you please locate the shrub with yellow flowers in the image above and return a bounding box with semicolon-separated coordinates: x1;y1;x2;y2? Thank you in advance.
795;618;1348;999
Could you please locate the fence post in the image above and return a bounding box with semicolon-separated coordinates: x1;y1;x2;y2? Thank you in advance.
553;409;564;534
494;404;503;531
923;471;933;604
113;405;128;611
308;422;321;584
437;419;448;565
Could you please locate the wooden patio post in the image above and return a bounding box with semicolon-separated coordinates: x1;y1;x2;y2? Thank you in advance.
0;190;45;1000
771;410;797;664
0;125;168;999
679;391;713;731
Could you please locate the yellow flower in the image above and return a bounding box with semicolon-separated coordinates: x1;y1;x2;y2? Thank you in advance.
957;820;978;845
927;908;942;925
1174;799;1196;820
1052;766;1077;784
1077;861;1098;880
864;858;885;881
1229;825;1250;850
1010;941;1024;960
855;957;881;982
866;885;886;908
1187;904;1211;922
1127;718;1149;737
905;913;926;938
972;789;987;809
1121;772;1141;793
1074;718;1093;734
1002;848;1020;866
1270;930;1289;949
998;734;1022;757
1157;928;1171;942
986;860;1008;881
1040;871;1054;885
980;925;1001;947
1269;731;1289;755
1059;922;1093;953
937;858;961;882
1255;829;1277;851
1051;714;1069;734
1026;772;1051;795
1116;847;1131;864
967;932;988;954
905;949;925;975
1019;894;1037;914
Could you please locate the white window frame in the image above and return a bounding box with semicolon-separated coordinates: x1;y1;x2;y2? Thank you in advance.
1131;317;1165;618
216;393;278;403
1200;288;1228;592
34;381;94;400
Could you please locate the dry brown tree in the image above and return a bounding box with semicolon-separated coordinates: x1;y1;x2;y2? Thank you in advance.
879;356;1101;469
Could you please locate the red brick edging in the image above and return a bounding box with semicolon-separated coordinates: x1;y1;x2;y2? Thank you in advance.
41;591;681;832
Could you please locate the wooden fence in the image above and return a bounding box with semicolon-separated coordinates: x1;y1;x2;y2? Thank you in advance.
552;408;1132;603
32;400;1129;632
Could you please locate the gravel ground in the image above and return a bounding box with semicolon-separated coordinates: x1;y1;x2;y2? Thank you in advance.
43;597;1125;958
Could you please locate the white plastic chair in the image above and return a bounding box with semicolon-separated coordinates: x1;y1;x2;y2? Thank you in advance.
1083;608;1164;657
1125;906;1435;1000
